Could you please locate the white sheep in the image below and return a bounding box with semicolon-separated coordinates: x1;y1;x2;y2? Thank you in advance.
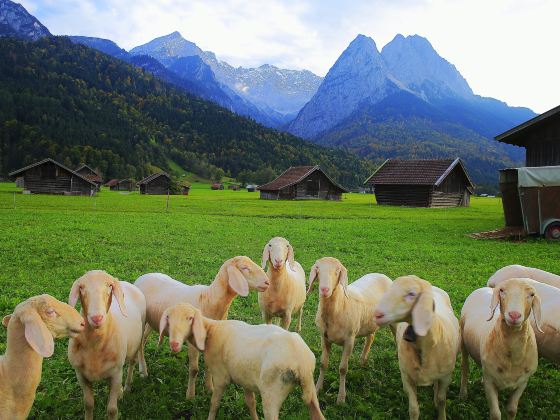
487;276;560;364
67;270;146;420
488;264;560;289
134;256;270;399
307;257;392;404
374;275;460;420
0;295;85;419
259;237;306;331
158;303;325;420
460;278;541;419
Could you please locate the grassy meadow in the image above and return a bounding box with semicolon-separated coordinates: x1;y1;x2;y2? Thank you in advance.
0;182;558;419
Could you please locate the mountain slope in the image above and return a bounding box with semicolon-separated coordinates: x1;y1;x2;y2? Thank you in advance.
68;36;129;60
0;0;51;40
0;37;372;187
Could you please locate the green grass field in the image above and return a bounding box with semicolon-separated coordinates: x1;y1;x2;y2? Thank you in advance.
0;183;558;419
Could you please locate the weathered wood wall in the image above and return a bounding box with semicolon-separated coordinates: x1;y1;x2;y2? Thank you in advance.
374;185;432;207
140;176;170;195
518;113;560;166
22;162;93;195
260;171;343;200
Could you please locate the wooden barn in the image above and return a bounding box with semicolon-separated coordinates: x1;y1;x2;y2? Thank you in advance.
211;183;224;190
364;158;474;207
105;179;119;189
114;179;135;191
75;164;103;190
496;105;560;166
259;165;348;200
137;173;171;195
9;158;97;196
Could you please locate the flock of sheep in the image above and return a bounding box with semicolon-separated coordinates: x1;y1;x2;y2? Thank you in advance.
1;236;559;420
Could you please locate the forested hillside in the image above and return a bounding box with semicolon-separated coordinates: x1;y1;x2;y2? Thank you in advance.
0;37;372;187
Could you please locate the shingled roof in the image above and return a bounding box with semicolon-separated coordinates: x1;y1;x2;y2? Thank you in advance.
9;158;97;186
259;165;348;192
137;172;170;185
365;158;474;188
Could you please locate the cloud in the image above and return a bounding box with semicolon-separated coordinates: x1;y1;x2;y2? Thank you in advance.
18;0;560;112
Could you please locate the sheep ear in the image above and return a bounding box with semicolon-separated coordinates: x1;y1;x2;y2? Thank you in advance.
2;314;12;328
307;264;318;295
338;264;349;297
21;310;54;357
261;244;270;270
68;280;81;307
532;293;544;333
487;287;500;321
411;285;434;336
287;244;295;266
227;265;249;297
111;280;128;317
158;310;168;347
191;310;207;351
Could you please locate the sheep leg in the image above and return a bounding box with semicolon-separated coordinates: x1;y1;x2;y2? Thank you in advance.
295;307;303;333
261;390;287;420
76;371;94;420
435;375;452;420
138;323;152;377
207;382;226;420
483;378;501;420
263;310;273;325
459;339;469;399
360;331;376;366
506;381;528;420
243;389;259;420
124;353;138;392
281;310;293;330
186;343;200;399
337;335;355;404
204;369;214;393
402;373;419;420
107;371;123;420
316;336;331;393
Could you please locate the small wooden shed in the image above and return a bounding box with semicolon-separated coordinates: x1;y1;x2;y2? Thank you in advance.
495;104;560;167
9;158;97;195
75;164;103;190
137;172;171;195
259;165;348;200
364;158;474;207
105;179;119;189
211;183;224;190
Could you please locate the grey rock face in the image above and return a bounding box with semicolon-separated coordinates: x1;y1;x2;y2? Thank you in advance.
0;0;51;41
68;36;130;60
130;31;203;67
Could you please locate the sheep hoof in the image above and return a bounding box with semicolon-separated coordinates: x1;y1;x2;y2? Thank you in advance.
336;395;346;404
186;389;196;400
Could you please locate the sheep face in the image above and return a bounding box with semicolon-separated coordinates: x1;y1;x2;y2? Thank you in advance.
308;257;348;298
226;256;270;296
158;304;206;352
68;270;127;328
375;276;435;336
488;278;542;330
261;237;294;270
3;294;85;357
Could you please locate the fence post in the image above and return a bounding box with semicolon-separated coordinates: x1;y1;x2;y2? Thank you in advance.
166;190;170;212
13;191;16;209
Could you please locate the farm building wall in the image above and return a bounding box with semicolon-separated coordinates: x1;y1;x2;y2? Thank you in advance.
374;185;431;207
431;166;471;207
519;113;560;166
141;176;170;195
260;171;343;200
22;162;93;195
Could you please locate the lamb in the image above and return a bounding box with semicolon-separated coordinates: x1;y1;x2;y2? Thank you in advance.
67;270;146;420
158;303;325;420
259;237;306;332
487;276;560;364
488;264;560;289
307;257;392;404
460;278;541;419
134;256;269;399
374;275;460;420
0;294;85;420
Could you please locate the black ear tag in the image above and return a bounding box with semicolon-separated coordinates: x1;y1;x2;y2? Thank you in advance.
404;324;417;342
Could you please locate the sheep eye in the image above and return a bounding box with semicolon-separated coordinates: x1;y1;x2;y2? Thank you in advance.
530;293;535;297
46;308;56;317
268;244;271;247
499;289;504;293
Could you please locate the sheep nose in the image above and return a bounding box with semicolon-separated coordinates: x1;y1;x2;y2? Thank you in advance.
508;311;521;321
374;310;384;319
170;341;180;352
80;320;86;327
320;287;330;295
91;315;104;325
264;281;270;286
274;259;283;267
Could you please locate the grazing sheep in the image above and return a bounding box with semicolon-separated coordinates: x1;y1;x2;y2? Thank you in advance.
374;275;460;420
488;265;560;289
68;270;146;420
134;256;269;399
487;276;560;363
259;237;306;331
460;278;541;420
159;303;325;420
307;257;392;404
0;295;85;420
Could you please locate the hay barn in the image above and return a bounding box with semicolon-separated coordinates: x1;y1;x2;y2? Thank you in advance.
137;173;171;195
9;158;96;196
365;158;474;208
75;164;103;190
259;165;348;200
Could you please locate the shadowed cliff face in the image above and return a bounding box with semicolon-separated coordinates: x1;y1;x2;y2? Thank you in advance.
0;0;51;41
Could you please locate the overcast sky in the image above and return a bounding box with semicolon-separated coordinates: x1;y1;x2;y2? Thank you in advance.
20;0;559;113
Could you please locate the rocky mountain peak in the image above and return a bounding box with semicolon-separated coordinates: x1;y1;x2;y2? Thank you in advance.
0;0;51;41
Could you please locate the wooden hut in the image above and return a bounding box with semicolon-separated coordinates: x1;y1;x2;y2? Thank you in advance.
9;158;96;195
495;104;560;166
364;158;474;207
105;179;119;189
115;179;134;191
246;184;257;192
259;165;348;200
137;172;171;195
211;183;224;190
227;184;240;191
75;164;103;190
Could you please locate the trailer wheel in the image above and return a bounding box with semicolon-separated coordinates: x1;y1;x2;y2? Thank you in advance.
545;222;560;240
